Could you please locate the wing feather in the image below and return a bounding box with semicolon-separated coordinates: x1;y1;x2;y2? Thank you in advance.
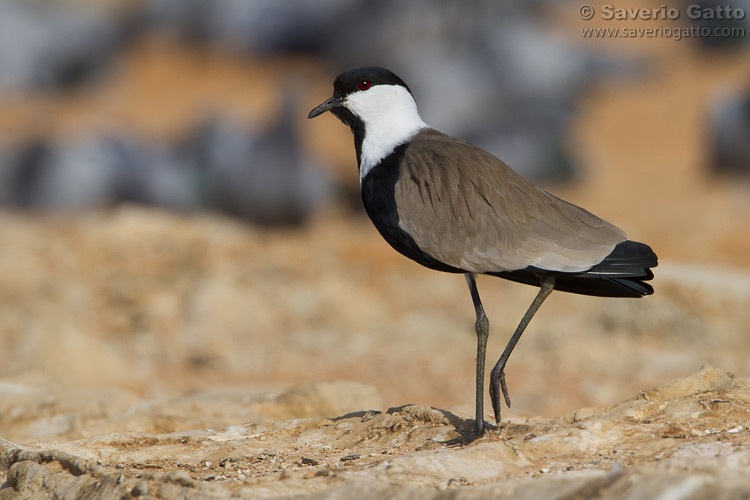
394;129;626;273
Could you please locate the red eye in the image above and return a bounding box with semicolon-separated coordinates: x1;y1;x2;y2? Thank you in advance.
357;80;371;91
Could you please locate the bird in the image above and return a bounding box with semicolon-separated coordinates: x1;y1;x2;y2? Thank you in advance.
308;66;657;441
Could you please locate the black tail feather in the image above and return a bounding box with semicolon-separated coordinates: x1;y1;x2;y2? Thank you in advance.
489;240;657;298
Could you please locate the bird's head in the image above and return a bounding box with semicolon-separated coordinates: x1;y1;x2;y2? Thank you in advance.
307;66;415;122
308;67;427;176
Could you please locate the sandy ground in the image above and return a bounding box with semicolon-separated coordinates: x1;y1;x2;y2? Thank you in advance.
1;18;750;500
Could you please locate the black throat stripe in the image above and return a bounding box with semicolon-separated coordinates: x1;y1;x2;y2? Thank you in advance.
361;144;465;275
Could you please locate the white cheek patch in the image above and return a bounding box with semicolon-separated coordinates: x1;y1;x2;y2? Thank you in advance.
344;85;428;182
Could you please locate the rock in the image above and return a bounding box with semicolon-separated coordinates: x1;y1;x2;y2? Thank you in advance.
639;364;737;400
2;366;750;499
179;91;331;225
0;106;331;223
269;381;382;420
0;377;380;445
0;0;136;92
709;88;750;175
146;0;357;54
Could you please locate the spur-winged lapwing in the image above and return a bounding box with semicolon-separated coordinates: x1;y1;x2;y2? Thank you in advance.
308;66;657;439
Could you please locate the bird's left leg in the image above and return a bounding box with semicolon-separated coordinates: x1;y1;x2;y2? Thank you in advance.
489;274;555;425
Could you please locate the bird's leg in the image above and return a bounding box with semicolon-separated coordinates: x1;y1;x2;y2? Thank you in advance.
465;273;489;437
489;275;555;425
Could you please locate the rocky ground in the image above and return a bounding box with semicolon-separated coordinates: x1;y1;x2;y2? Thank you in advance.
1;14;750;500
0;198;748;499
1;366;750;499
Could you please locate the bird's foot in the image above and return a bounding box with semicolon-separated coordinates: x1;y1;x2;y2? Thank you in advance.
500;371;512;408
441;427;484;447
440;418;492;447
489;368;512;424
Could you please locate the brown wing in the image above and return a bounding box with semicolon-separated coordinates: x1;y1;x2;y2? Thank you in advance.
394;129;626;273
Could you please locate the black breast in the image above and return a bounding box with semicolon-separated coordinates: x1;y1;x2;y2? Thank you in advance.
361;145;464;274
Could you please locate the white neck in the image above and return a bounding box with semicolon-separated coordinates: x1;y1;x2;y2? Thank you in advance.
343;84;428;182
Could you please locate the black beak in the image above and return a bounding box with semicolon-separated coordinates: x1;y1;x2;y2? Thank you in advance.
308;96;344;119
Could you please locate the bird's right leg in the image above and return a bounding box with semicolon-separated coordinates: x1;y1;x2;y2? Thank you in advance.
465;273;489;437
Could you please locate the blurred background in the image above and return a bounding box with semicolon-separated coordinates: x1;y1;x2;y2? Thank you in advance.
0;0;749;441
